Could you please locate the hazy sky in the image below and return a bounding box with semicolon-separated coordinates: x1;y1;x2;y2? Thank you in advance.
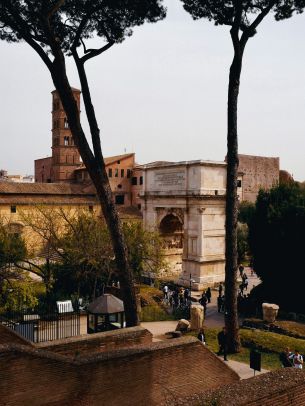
0;1;305;180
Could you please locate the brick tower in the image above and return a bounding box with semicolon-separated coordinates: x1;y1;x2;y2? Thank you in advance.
51;88;81;183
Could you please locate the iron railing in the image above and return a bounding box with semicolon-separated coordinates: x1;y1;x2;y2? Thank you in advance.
0;303;80;343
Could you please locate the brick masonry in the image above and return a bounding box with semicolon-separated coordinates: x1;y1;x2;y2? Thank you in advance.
36;326;153;357
177;368;305;406
0;336;239;406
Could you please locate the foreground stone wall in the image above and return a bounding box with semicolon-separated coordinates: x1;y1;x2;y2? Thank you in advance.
0;337;238;406
37;326;152;357
178;368;305;406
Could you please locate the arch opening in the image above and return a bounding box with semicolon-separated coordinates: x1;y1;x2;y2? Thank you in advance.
159;214;183;249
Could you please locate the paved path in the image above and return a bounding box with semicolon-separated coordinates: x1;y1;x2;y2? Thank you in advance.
218;358;268;379
202;267;260;329
141;268;266;379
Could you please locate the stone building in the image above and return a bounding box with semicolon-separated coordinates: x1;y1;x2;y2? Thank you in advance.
236;154;279;202
141;160;227;288
35;88;82;184
35;88;143;209
74;153;143;209
0;182;141;255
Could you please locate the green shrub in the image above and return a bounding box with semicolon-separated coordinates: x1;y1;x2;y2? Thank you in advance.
240;328;305;354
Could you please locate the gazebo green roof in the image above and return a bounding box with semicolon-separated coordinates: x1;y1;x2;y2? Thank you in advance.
87;294;124;314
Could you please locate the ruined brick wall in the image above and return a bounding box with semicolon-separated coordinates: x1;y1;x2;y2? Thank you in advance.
238;154;279;202
35;157;52;183
0;338;239;406
180;368;305;406
37;326;152;357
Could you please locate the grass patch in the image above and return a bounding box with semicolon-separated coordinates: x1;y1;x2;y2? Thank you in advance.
139;284;175;322
190;327;305;370
240;328;305;354
230;347;281;370
245;317;305;338
140;305;174;322
276;320;305;337
139;284;163;306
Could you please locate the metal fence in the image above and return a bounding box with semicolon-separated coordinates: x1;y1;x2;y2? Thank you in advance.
0;303;80;343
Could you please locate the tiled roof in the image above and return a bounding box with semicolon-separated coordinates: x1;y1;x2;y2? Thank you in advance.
0;183;92;196
75;153;135;171
117;206;142;220
0;196;97;205
51;87;81;94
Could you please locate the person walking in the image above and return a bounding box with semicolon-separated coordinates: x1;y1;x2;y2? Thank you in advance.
217;295;222;313
218;283;223;297
291;349;303;369
197;328;206;345
179;288;184;306
163;285;169;300
243;277;249;291
239;264;244;278
184;288;190;305
279;347;293;368
205;287;212;303
217;327;228;361
199;293;208;317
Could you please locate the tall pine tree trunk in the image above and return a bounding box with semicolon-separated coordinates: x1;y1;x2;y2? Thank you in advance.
225;51;243;353
50;57;138;327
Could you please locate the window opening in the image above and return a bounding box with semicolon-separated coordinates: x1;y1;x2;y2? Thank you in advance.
115;195;125;205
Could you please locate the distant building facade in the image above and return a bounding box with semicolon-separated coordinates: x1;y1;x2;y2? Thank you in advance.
35;88;82;184
0;170;34;184
35;89;143;208
142;160;227;287
236;154;279;202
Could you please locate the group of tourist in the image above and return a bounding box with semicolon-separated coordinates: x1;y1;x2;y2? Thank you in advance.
163;285;190;308
280;347;304;369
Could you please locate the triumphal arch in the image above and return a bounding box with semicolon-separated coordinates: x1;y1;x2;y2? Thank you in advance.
141;160;227;290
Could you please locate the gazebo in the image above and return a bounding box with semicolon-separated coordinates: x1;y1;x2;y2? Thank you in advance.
87;294;125;333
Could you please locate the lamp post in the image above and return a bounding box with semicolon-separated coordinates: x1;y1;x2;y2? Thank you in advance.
189;273;195;319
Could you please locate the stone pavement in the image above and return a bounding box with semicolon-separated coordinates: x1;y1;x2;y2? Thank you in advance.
206;267;260;327
220;359;268;379
141;268;268;379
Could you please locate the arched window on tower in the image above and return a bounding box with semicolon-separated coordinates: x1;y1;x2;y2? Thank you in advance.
64;136;69;146
64;118;69;128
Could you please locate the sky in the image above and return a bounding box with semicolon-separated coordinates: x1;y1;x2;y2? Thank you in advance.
0;1;305;181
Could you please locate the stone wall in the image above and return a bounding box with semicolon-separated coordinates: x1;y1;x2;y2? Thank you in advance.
36;326;152;357
34;157;52;183
0;337;239;406
238;154;279;202
178;368;305;406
